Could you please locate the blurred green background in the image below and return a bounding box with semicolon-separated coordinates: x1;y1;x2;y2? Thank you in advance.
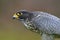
0;0;60;40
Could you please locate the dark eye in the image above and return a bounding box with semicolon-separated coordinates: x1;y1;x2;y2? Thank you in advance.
16;13;20;16
16;12;23;16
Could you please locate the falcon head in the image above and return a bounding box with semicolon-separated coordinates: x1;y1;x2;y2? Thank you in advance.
12;10;40;33
13;10;33;21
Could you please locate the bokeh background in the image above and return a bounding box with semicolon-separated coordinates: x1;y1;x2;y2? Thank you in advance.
0;0;60;40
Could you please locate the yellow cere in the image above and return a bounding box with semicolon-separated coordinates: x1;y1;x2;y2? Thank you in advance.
13;13;19;19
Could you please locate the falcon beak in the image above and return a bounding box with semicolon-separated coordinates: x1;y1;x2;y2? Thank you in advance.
13;13;19;19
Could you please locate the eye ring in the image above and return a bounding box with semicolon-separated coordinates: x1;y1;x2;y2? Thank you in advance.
16;12;23;16
20;13;23;15
17;13;20;16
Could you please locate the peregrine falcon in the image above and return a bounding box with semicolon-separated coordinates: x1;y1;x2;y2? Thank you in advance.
13;10;60;40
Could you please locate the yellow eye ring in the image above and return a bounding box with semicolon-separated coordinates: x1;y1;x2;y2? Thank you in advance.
17;13;20;16
17;13;23;16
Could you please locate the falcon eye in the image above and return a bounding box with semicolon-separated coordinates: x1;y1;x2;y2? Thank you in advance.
16;12;23;16
16;13;20;16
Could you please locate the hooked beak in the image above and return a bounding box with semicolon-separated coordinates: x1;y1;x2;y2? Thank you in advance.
13;13;19;19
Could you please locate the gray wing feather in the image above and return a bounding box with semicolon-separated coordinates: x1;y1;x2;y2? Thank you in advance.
32;12;60;34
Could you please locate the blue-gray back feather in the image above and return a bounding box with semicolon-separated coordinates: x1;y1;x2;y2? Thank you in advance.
31;11;60;34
